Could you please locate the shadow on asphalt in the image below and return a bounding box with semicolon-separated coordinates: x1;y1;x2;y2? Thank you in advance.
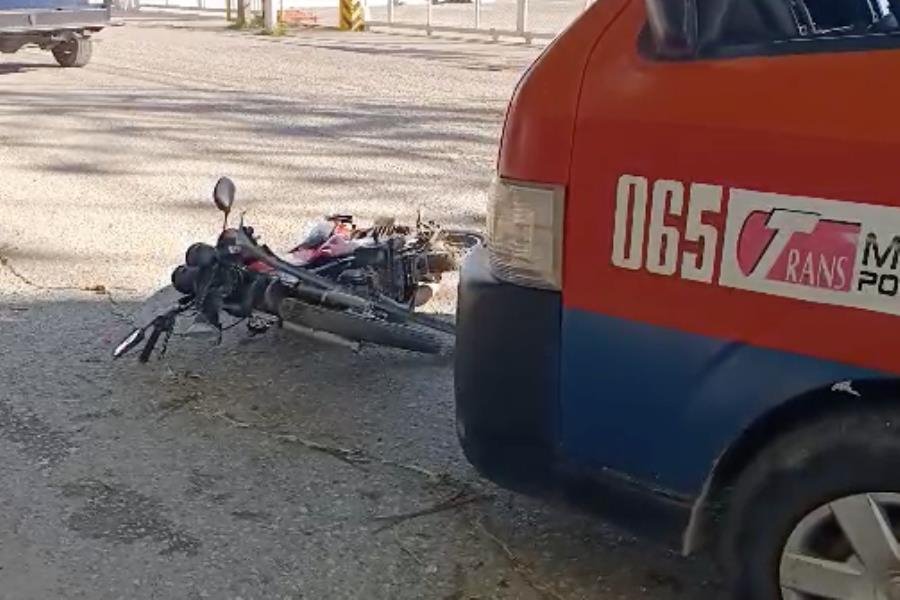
0;85;495;228
0;62;60;75
0;293;721;598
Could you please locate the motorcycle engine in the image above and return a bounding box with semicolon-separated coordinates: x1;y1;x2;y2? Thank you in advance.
337;268;373;298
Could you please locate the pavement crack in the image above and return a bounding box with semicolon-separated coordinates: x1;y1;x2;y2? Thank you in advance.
0;247;135;324
392;528;425;566
371;489;493;533
208;410;462;486
157;390;203;421
213;410;369;468
474;518;567;600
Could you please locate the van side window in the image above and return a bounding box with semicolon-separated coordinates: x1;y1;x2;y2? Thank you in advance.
706;0;800;46
678;0;900;58
791;0;898;35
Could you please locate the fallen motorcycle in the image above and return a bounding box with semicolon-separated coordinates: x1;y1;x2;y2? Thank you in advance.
113;177;482;362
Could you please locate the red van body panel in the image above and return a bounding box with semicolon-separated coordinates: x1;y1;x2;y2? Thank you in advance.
498;0;630;184
566;0;900;374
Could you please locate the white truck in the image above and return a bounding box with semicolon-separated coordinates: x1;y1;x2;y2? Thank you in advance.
0;0;110;67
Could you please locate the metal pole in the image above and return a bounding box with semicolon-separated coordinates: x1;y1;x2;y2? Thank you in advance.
474;0;481;29
516;0;527;36
426;0;432;35
226;0;231;22
236;0;245;26
386;0;393;23
263;0;275;31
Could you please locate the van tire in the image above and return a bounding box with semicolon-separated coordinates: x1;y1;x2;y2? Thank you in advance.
52;37;93;68
719;407;900;600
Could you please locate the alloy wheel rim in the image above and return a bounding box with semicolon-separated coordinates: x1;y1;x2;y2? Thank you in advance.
780;493;900;600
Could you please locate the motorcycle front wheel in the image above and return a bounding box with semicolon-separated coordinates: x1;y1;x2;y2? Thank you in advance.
279;299;443;354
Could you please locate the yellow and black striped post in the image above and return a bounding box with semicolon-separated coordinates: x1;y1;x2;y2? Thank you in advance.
339;0;365;31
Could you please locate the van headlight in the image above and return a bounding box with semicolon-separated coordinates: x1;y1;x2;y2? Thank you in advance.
487;177;565;290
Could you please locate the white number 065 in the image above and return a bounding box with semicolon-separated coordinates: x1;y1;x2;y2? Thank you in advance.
611;175;724;284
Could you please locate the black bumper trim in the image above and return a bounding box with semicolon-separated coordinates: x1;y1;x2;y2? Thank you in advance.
455;246;561;492
454;247;691;548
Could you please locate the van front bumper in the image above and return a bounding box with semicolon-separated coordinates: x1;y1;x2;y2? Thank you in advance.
454;246;692;547
454;246;562;492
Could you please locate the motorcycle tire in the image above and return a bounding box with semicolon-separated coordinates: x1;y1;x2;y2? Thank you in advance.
438;229;485;250
280;299;442;354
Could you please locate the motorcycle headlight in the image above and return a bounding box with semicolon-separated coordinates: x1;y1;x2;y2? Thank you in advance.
487;177;565;290
171;265;200;295
185;242;218;268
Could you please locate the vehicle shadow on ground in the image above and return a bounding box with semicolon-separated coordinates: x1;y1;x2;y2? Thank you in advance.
0;63;59;75
0;293;722;599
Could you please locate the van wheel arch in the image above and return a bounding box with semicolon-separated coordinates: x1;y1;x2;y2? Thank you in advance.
683;378;900;557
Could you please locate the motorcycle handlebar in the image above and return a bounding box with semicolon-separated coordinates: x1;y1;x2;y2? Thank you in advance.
139;323;164;363
136;306;185;362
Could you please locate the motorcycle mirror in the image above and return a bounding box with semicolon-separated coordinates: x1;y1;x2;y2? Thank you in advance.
213;177;236;222
113;327;145;359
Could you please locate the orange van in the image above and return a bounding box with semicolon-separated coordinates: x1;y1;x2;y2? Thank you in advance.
455;1;900;597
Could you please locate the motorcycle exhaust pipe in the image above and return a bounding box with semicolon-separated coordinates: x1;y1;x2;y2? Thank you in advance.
264;280;361;350
292;286;368;311
282;320;360;351
264;279;368;313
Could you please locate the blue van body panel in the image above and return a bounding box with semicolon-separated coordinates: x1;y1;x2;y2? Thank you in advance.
559;308;880;495
456;248;883;545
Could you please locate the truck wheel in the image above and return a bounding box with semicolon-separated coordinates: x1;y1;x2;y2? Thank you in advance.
52;37;93;68
720;408;900;600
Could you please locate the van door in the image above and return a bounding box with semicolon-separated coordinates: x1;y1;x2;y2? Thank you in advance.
560;0;899;495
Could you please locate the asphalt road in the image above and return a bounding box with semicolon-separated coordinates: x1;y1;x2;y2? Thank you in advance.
0;15;718;599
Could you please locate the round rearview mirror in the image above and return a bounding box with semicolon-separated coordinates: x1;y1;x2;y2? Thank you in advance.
213;177;236;215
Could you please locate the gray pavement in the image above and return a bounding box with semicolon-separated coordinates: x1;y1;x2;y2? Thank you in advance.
0;16;717;599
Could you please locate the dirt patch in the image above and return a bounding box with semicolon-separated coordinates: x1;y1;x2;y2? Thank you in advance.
62;479;201;556
0;398;73;467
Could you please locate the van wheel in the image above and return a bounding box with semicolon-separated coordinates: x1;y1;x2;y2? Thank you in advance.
720;408;900;600
52;37;93;68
